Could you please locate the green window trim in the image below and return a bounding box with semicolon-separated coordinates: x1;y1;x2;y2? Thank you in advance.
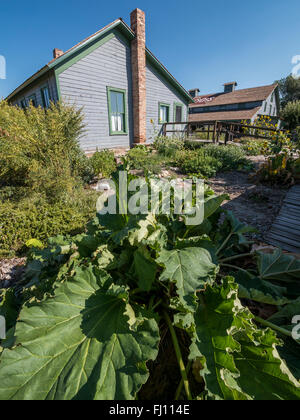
173;102;184;123
41;85;51;108
107;86;128;136
158;102;171;124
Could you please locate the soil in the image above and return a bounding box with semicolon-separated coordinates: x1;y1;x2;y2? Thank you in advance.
207;156;288;242
139;324;201;400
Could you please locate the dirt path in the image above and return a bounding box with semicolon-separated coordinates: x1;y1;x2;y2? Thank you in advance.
207;158;287;241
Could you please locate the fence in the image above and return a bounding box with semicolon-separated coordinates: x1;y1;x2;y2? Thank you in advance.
162;120;284;144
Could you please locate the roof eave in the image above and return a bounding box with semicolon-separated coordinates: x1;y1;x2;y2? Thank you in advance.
6;19;192;105
49;20;134;71
6;65;50;101
6;19;133;101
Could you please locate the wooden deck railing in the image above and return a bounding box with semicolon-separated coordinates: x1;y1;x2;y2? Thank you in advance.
162;120;284;144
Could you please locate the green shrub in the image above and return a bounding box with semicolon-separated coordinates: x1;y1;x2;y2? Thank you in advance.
89;149;117;178
174;145;251;178
0;100;93;197
154;136;184;157
203;145;250;171
175;149;222;178
241;139;266;156
127;146;165;174
0;191;97;257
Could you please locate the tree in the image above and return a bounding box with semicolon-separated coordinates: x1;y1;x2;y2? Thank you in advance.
281;101;300;130
277;75;300;107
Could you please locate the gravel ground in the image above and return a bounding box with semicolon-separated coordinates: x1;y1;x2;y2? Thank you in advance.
0;258;26;289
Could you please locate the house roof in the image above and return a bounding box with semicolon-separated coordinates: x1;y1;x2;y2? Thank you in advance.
189;107;261;122
7;19;193;103
190;84;277;108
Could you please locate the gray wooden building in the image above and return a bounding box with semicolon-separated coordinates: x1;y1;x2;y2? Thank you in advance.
189;82;280;124
6;9;192;152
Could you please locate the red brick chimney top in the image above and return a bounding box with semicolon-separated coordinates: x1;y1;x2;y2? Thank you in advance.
53;48;64;59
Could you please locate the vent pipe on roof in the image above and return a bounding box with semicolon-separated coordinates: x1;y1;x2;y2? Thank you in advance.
189;88;200;98
223;82;237;93
53;48;64;59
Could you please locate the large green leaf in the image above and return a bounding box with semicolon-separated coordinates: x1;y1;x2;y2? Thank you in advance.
269;298;300;332
234;271;290;306
133;248;157;292
214;211;257;258
188;278;300;400
234;327;300;400
157;247;217;310
257;249;300;283
188;277;250;400
0;265;160;400
204;194;229;219
267;299;300;380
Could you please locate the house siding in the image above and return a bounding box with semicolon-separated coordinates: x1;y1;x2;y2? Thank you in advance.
256;92;278;120
11;72;58;107
146;62;188;142
58;34;133;151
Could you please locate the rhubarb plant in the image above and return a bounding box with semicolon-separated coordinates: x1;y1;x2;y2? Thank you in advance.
0;181;300;400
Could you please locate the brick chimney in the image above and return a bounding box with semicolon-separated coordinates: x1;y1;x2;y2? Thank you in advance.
53;48;64;59
130;8;146;144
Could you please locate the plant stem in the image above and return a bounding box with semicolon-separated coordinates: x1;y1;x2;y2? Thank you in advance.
152;299;163;311
216;233;233;256
163;311;192;401
254;316;293;338
219;253;253;263
221;263;250;276
174;361;192;400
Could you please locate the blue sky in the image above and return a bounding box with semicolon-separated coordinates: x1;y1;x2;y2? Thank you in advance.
0;0;299;98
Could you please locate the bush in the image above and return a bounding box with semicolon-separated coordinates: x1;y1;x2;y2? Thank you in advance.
255;154;300;186
0;100;94;198
0;101;99;255
281;101;300;130
203;145;251;171
127;146;166;174
175;149;222;178
0;190;97;257
174;145;252;178
154;136;184;157
89;149;117;178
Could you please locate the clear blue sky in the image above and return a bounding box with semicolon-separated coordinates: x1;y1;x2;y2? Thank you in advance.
1;0;299;98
